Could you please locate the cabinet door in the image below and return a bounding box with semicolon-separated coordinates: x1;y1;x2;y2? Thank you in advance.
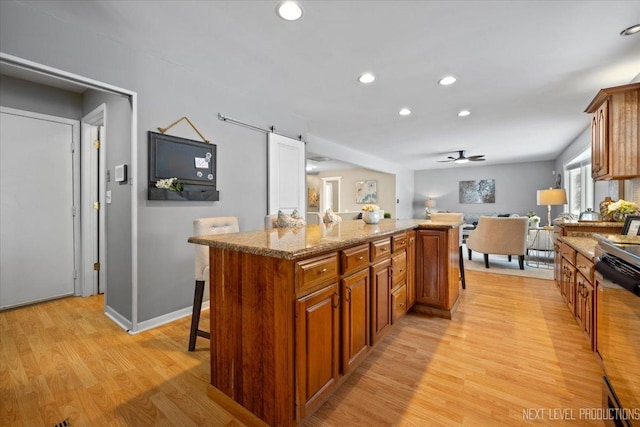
341;269;370;374
591;101;609;179
415;229;447;307
370;258;392;345
561;258;576;315
296;283;339;418
406;231;416;308
391;284;407;324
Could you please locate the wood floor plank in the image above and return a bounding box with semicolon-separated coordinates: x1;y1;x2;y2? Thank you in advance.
0;270;604;426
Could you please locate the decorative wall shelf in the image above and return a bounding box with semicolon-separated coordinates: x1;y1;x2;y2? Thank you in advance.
148;187;220;202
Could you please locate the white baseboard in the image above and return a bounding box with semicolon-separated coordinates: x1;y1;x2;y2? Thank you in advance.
105;305;133;332
131;301;210;334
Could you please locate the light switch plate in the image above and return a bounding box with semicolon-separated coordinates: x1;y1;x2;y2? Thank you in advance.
115;164;127;182
106;191;112;204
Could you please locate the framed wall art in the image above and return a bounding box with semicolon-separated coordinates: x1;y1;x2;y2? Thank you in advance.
459;179;495;204
355;180;377;204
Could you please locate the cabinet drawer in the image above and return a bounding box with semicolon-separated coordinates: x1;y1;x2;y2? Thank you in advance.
391;284;407;324
576;253;594;282
341;244;370;275
392;251;407;286
559;242;576;265
392;233;407;253
296;253;339;295
370;238;391;262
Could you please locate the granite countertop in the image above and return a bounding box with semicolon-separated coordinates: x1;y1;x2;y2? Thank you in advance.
560;236;598;260
188;218;463;260
555;220;624;228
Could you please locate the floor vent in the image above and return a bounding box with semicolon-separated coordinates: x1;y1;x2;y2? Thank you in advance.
54;419;70;427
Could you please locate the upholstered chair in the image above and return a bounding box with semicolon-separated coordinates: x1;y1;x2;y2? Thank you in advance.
466;216;529;269
190;216;239;351
430;212;466;289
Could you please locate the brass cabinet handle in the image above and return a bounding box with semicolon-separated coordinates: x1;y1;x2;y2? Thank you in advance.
333;292;340;308
380;247;388;252
319;268;327;274
357;256;364;260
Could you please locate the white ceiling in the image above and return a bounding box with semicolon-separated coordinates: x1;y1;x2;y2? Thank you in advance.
19;0;640;170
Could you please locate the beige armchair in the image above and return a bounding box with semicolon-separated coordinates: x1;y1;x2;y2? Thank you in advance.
466;216;529;269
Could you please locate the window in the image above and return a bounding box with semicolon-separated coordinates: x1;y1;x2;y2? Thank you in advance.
564;149;594;216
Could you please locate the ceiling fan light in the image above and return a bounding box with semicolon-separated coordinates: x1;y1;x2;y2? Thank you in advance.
454;158;469;164
620;24;640;36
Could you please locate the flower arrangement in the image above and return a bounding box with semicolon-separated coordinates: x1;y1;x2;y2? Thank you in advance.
608;199;639;215
155;177;183;192
361;204;380;212
530;215;541;226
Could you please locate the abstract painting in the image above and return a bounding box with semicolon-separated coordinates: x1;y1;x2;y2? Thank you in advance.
459;179;495;203
355;180;377;204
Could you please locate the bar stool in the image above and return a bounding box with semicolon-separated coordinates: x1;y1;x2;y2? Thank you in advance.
189;216;239;351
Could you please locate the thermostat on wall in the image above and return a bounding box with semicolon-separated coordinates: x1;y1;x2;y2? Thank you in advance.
115;164;128;183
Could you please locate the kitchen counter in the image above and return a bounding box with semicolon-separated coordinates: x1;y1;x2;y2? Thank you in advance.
559;236;598;260
554;221;624;238
188;218;463;260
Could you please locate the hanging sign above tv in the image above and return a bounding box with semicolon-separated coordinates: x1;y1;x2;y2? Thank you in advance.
147;131;220;201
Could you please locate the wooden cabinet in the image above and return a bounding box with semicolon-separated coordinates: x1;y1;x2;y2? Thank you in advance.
414;228;460;317
391;284;407;324
340;268;370;374
555;240;596;350
585;82;640;180
406;231;416;309
296;283;340;418
370;258;392;345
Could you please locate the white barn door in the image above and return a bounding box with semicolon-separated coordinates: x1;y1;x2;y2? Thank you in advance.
0;107;79;309
267;133;305;216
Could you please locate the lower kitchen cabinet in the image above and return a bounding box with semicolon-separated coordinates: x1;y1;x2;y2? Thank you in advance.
341;268;370;374
296;283;340;419
370;258;392;345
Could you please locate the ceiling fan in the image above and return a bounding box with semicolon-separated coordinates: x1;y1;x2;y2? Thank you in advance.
437;150;486;164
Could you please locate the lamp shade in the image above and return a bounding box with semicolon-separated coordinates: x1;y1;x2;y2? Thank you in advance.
537;188;567;206
425;199;436;208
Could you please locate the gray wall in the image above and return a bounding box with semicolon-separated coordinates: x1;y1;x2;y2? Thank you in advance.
414;161;557;221
0;0;311;324
83;90;133;320
0;75;83;118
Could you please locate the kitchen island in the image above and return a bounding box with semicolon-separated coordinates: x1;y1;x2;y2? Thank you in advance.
189;218;462;426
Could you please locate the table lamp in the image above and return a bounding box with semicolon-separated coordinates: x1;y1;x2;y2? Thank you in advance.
537;188;567;226
425;198;436;219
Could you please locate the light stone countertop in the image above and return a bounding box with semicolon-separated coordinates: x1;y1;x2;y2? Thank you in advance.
560;236;598;260
188;218;464;260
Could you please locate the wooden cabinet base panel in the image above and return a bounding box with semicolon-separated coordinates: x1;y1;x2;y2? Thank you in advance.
207;385;269;427
410;299;460;320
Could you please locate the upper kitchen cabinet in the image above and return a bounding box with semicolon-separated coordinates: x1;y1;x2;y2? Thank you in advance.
585;82;640;180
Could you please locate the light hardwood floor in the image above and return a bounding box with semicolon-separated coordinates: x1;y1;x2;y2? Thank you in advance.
1;271;604;426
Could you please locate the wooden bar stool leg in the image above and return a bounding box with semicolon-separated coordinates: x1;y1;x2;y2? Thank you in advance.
459;245;466;290
188;279;206;351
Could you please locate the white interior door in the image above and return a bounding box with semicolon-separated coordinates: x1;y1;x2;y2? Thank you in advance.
0;107;79;309
267;133;305;216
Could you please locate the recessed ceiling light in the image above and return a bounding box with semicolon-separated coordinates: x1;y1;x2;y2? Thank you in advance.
277;1;303;21
438;76;457;86
358;73;375;84
458;110;471;117
620;24;640;36
399;108;411;116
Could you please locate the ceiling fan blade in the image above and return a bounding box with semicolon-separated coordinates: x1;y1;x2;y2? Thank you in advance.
467;155;485;160
469;158;486;161
436;159;455;162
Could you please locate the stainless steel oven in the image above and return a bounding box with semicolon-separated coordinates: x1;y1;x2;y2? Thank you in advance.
596;240;640;427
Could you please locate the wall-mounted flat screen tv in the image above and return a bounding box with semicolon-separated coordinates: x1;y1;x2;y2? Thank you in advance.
148;131;216;187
